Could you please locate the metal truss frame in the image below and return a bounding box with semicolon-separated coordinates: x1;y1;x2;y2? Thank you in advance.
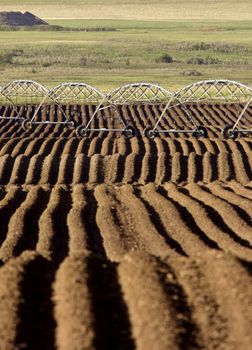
145;79;252;139
76;82;172;137
49;82;105;104
106;82;172;104
0;80;49;124
28;82;105;130
1;79;251;138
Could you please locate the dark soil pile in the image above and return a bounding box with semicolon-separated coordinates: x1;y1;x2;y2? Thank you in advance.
0;11;48;26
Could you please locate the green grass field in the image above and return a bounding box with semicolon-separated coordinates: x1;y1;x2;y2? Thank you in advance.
0;1;252;92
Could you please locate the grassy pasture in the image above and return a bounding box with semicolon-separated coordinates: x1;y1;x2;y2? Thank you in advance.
0;1;251;92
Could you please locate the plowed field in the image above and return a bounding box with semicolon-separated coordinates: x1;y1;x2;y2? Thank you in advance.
0;103;251;350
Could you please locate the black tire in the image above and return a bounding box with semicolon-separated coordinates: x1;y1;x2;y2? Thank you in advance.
222;125;238;139
22;119;32;130
143;127;156;139
76;125;89;138
16;118;24;125
66;120;76;130
192;125;208;138
123;125;136;138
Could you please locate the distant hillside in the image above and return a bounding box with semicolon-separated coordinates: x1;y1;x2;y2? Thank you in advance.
0;11;48;26
0;1;252;20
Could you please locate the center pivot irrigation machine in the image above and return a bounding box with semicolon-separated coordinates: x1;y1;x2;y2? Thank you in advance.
75;82;172;138
0;80;76;130
0;80;48;125
216;80;252;139
0;79;251;138
22;82;105;131
143;79;252;139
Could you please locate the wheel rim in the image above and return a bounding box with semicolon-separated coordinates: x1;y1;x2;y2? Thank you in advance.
144;127;155;138
198;129;204;137
227;128;234;137
77;126;88;137
197;126;206;137
124;126;135;138
125;129;133;137
223;126;236;138
23;120;32;129
148;130;155;138
67;121;75;129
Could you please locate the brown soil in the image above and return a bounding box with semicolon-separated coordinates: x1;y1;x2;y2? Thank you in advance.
0;102;251;350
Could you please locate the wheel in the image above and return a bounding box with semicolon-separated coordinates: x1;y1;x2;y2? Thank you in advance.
22;119;32;130
222;125;238;139
123;125;136;138
76;125;89;138
192;125;208;138
16;118;24;125
66;120;76;130
143;127;156;139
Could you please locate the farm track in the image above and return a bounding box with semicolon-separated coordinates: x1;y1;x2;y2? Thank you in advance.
0;102;251;350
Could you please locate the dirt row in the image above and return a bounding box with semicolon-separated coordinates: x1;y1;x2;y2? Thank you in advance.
0;183;251;264
0;249;251;350
0;182;251;349
0;103;251;139
0;149;250;185
0;134;251;158
0;103;251;350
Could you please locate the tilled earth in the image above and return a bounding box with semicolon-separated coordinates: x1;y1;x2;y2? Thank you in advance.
0;103;251;350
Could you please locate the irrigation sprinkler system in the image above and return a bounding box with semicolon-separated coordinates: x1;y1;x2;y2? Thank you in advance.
143;80;252;139
0;79;251;138
0;80;74;130
76;82;172;138
0;80;49;125
23;82;105;131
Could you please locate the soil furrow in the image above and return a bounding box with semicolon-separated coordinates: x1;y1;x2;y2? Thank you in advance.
0;251;55;350
94;184;143;261
117;184;183;258
36;186;71;264
0;187;47;261
67;185;89;254
0;101;251;350
0;187;27;248
169;251;252;350
118;252;200;350
140;183;215;255
228;181;252;200
164;183;252;260
185;183;252;246
53;252;95;350
208;182;252;223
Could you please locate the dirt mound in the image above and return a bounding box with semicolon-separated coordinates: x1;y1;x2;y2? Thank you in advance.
0;11;48;26
0;102;251;349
